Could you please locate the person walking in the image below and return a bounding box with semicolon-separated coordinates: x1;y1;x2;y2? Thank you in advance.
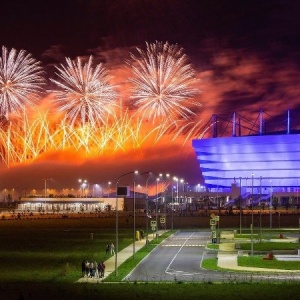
110;242;115;255
85;260;90;277
94;260;99;278
81;260;86;277
89;261;95;278
100;261;105;278
98;261;103;278
105;243;110;255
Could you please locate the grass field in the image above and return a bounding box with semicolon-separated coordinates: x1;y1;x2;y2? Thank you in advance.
239;242;300;251
238;256;300;270
1;282;300;300
0;214;300;299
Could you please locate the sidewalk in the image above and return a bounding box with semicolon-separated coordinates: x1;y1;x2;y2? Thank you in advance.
77;231;162;283
217;231;300;273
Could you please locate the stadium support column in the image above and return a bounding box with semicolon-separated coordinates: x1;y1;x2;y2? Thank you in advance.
232;112;236;137
259;110;263;135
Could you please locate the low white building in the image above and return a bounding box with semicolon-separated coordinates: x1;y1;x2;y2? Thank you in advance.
18;197;124;213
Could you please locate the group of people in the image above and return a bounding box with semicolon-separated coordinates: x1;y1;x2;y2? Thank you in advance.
81;242;115;278
82;260;105;278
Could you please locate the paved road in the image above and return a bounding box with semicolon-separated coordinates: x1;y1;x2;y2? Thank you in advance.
125;230;300;282
125;230;219;282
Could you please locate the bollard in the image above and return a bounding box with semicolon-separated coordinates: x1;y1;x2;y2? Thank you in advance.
90;233;93;241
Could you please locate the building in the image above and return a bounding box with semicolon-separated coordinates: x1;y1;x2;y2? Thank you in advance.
192;111;300;205
17;197;123;213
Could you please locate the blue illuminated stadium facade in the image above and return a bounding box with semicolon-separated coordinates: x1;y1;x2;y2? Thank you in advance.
192;111;300;191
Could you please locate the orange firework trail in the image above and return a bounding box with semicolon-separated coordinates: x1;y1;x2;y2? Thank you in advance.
0;42;202;168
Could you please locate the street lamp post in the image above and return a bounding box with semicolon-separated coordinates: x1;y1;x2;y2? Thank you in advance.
239;177;242;234
156;177;159;240
159;173;170;232
140;172;152;247
107;181;111;198
180;178;184;204
251;173;254;256
173;177;179;205
84;180;89;198
130;172;139;259
43;178;52;211
78;179;82;197
78;179;87;197
173;177;179;229
145;176;150;246
171;182;174;231
133;179;136;259
259;176;262;241
115;170;138;276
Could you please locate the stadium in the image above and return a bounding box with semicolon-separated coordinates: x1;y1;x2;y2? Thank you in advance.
192;110;300;208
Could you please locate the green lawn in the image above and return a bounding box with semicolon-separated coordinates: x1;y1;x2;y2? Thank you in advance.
239;242;300;251
238;256;300;270
1;282;300;300
0;218;134;283
1;217;300;299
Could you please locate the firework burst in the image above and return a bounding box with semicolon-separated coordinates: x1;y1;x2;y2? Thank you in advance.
128;41;200;124
0;46;45;117
50;56;118;127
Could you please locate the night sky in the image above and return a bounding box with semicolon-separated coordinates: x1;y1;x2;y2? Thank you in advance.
0;0;300;191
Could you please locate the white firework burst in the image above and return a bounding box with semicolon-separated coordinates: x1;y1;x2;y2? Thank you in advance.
0;46;45;117
128;41;200;123
50;56;118;127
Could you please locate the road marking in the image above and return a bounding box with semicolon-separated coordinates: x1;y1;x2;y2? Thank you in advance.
169;237;209;240
161;244;206;247
164;232;208;276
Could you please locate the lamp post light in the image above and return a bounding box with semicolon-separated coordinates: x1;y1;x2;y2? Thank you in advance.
78;179;87;197
107;181;112;198
180;178;184;204
115;170;138;276
159;173;170;232
156;177;160;240
251;173;254;256
84;180;89;198
173;177;179;204
171;182;174;231
173;177;179;229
